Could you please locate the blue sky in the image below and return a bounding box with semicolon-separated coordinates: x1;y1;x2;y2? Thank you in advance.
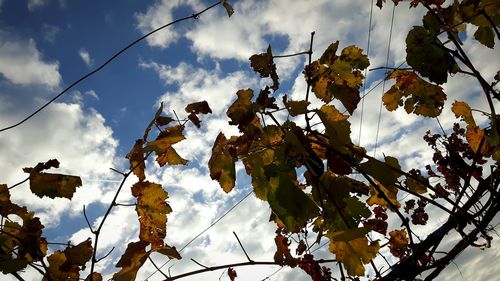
0;0;499;280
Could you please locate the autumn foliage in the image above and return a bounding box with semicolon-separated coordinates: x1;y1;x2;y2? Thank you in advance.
1;0;499;280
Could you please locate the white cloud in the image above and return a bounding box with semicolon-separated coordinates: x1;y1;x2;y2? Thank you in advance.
0;31;61;88
79;48;94;67
135;0;202;49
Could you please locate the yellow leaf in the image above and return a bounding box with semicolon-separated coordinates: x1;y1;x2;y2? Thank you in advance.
29;173;82;199
367;180;401;210
466;125;489;155
44;252;79;281
131;182;171;249
144;125;186;154
156;146;188;166
451;101;476;127
208;133;236;193
329;237;379;276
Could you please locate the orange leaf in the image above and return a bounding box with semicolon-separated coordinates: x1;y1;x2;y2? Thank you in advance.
388;229;409;258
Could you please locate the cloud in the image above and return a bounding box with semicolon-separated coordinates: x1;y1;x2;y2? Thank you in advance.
0;31;61;88
135;0;202;49
42;24;60;44
28;0;47;11
79;48;94;67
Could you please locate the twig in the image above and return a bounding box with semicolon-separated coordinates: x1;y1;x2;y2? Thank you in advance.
95;247;115;263
273;51;309;59
304;31;316;131
191;258;210;269
109;167;125;176
233;231;253;262
83;205;95;233
148;256;170;279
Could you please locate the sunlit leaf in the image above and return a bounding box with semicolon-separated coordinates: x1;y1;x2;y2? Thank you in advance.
340;45;370;70
451;100;476;127
114;241;150;281
329;237;379;276
367;180;401;209
143;102;163;142
29;173;82;199
466;125;490;155
327;227;371;242
126;139;146;182
156;146;188;166
406;26;455;84
131;181;171;249
209;133;236;193
319;41;339;65
388;229;409;258
383;70;446;117
249;45;279;90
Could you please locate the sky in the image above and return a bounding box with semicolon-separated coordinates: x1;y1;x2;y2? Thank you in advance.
0;0;499;280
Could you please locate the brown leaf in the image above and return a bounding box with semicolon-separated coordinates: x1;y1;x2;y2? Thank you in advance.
29;173;82;199
249;45;280;91
185;100;212;114
228;267;237;281
126;139;146;182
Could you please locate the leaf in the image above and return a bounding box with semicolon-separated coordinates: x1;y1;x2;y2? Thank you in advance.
228;267;237;281
155;116;175;127
466;125;490;155
273;233;297;267
406;26;456;84
185;100;212;114
226;89;256;130
451;100;476;127
256;86;279;111
29;173;82;199
188;112;202;128
60;238;93;271
85;273;102;281
319;41;339;65
143;102;163;142
340;45;370;70
329;237;379;276
22;159;59;174
327;227;371;242
249;45;280;90
388;229;409;258
469;17;497;48
44;252;79;281
114;241;150;281
156;146;188;166
383;70;446;117
367;180;401;209
208;133;236;193
144;125;187;167
126;140;146;182
131;181;171;249
283;99;310;116
221;0;234;17
316;105;352;154
155;245;181;260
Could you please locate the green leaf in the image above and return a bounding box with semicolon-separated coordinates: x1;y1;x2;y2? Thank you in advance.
209;133;236;193
406;26;455;84
340;45;370;70
29;173;82;199
360;156;401;188
327;227;371;242
474;26;495;48
316;105;352;153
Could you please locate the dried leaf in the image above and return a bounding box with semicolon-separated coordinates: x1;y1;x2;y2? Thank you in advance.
29;173;82;199
249;45;280;90
208;133;236;193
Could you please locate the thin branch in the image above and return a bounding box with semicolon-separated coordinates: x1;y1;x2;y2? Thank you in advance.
95;246;115;263
191;258;210;269
10;271;26;281
109;167;125;176
273;51;309;59
233;231;253;262
304;31;316;131
165;259;337;281
83;205;95;234
114;202;136;207
148;256;170;279
0;1;222;133
0;177;29;195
